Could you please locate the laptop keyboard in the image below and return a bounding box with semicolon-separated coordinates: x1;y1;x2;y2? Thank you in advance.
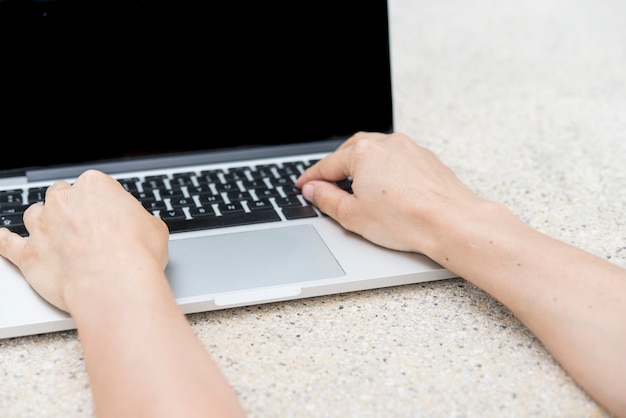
0;159;352;237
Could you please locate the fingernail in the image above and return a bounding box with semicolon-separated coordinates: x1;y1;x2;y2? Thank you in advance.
302;183;314;201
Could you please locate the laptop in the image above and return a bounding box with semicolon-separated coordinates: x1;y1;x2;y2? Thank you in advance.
0;0;456;339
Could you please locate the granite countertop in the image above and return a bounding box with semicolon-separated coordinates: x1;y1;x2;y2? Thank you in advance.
2;0;625;416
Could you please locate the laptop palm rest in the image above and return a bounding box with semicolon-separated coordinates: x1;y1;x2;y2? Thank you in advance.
165;225;345;302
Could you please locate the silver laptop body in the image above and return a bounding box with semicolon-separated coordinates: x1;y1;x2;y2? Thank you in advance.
0;0;456;339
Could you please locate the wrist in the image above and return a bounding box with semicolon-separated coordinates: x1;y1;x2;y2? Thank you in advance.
64;262;172;325
423;198;520;270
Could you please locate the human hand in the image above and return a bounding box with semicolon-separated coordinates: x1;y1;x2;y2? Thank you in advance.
301;132;626;418
0;170;169;313
296;131;484;255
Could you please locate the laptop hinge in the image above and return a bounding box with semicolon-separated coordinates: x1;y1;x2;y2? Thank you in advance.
25;139;345;183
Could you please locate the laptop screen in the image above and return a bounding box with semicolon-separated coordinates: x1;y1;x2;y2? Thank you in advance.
1;0;393;175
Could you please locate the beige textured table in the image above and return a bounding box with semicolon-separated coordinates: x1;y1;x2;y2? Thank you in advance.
2;0;625;416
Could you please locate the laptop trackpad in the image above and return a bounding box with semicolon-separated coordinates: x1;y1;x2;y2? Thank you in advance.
165;224;345;299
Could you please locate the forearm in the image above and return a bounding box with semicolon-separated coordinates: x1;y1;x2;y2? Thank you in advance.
67;268;245;418
426;200;626;417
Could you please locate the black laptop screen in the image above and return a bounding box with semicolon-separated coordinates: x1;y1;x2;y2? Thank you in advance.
1;0;393;174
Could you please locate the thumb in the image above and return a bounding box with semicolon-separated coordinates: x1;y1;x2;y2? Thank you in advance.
301;181;353;223
0;228;27;268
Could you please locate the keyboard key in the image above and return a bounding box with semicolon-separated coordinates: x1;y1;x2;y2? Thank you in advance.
225;191;252;202
160;208;187;221
118;177;140;193
274;196;302;208
5;224;28;237
336;177;353;193
247;199;272;210
169;197;194;208
28;187;47;202
0;190;24;205
282;205;318;220
0;204;30;215
216;202;245;215
189;206;216;218
164;209;280;232
196;192;224;205
1;214;24;229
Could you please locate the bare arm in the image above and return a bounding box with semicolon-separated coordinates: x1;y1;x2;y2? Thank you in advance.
0;170;245;418
296;131;626;417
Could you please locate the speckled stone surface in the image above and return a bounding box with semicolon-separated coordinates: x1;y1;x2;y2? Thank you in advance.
2;0;625;416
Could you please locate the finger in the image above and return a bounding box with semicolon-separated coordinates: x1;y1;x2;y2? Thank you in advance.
335;131;388;152
297;131;390;188
73;169;118;189
43;180;72;205
22;202;44;229
296;146;353;188
300;180;355;225
46;179;72;192
0;228;27;267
